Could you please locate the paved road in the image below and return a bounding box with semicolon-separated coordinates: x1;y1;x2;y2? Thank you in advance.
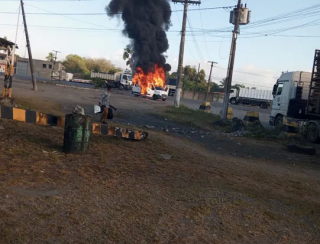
176;97;272;129
10;76;272;128
114;90;271;128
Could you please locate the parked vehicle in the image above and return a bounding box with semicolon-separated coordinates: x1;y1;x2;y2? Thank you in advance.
166;78;177;96
132;84;168;101
229;87;273;109
66;73;73;81
91;70;132;90
269;49;320;143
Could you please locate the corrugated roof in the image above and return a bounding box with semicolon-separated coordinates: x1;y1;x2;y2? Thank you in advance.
0;38;19;49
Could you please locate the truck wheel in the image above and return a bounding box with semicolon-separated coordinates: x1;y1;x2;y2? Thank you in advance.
119;84;124;90
162;98;167;101
153;95;158;100
260;103;267;109
230;98;237;105
275;115;283;132
307;123;320;143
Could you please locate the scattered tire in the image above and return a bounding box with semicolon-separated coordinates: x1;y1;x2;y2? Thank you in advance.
307;123;320;143
286;144;316;155
119;84;124;90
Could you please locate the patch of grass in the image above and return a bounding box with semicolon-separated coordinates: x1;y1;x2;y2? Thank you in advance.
13;96;63;116
0;118;319;243
153;105;231;132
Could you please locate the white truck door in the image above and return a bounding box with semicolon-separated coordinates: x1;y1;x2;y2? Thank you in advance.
122;74;127;84
272;83;284;111
272;80;290;115
147;87;154;97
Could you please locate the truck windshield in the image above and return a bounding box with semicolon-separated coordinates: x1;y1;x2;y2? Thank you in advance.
155;86;164;90
123;75;132;81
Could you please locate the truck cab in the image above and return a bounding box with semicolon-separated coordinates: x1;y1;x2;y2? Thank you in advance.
119;73;132;87
269;71;311;128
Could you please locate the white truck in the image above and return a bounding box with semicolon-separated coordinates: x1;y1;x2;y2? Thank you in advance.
166;78;177;96
269;50;320;143
229;87;273;109
90;71;132;90
132;84;168;101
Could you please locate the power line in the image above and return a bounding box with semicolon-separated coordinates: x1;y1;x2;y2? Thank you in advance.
187;17;204;60
198;5;210;60
24;3;110;29
183;3;320;36
0;0;93;1
174;3;197;63
0;5;235;15
214;66;279;79
2;23;319;40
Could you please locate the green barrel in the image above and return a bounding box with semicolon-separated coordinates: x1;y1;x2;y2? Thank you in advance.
63;114;92;153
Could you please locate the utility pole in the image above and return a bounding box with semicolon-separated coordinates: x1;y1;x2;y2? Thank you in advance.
21;0;37;91
51;50;60;81
173;0;201;108
205;61;217;101
221;0;243;121
198;63;200;74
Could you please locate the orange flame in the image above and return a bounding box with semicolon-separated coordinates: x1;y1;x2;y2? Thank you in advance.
132;64;166;94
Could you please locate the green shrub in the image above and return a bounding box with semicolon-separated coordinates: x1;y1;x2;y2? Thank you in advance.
91;78;106;88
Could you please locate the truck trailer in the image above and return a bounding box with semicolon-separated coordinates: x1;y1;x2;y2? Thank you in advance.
90;71;132;90
229;87;273;109
269;49;320;143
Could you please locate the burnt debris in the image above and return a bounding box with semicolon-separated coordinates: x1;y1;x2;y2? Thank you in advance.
106;0;172;73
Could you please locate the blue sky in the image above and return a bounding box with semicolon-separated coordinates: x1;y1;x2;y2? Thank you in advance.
1;0;319;89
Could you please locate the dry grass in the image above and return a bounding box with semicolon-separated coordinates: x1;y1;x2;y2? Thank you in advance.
0;118;320;243
152;105;232;132
13;95;64;116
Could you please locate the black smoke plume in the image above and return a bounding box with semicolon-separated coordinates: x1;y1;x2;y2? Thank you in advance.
106;0;172;74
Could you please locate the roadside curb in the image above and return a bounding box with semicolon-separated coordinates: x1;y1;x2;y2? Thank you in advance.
0;105;65;127
92;123;148;140
243;111;260;125
0;105;148;141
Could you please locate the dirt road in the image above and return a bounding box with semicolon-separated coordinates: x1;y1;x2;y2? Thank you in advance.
14;77;272;128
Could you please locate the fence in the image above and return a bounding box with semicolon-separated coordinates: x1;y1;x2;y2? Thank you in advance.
182;90;224;103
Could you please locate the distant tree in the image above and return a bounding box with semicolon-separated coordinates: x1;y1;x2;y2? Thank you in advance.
46;52;55;62
108;67;123;74
84;57;116;73
167;72;177;79
123;44;133;66
219;78;227;88
3;36;8;40
62;54;88;74
183;65;197;81
197;69;206;83
251;87;257;89
210;82;224;92
233;83;245;89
